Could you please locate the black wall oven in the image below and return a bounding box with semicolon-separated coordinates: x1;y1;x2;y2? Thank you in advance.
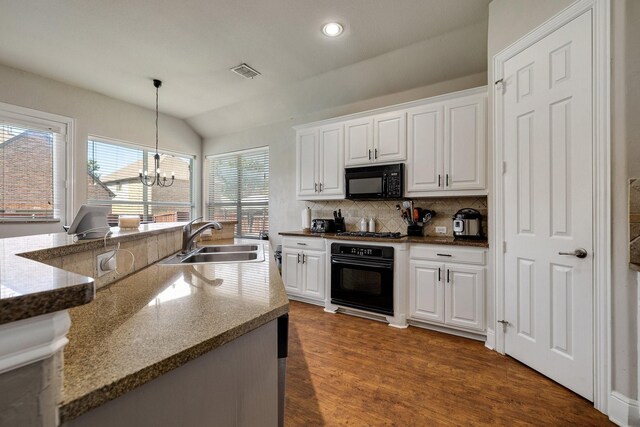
330;243;394;316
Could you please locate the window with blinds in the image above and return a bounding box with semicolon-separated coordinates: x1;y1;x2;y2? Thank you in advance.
0;118;66;221
87;138;193;224
206;147;269;238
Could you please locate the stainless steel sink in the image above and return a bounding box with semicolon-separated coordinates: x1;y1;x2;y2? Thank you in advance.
158;244;265;266
199;245;258;253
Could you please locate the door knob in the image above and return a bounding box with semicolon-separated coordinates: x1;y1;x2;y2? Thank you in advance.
558;248;588;259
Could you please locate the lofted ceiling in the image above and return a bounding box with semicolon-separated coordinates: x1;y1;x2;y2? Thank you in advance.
0;0;490;138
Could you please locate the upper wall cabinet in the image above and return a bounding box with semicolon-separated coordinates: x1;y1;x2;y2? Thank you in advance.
345;111;407;166
296;124;345;200
295;86;487;200
406;90;486;196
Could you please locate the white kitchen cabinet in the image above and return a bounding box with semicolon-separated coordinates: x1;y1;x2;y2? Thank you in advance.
406;89;486;195
345;112;407;166
409;245;486;332
296;124;344;199
281;237;326;303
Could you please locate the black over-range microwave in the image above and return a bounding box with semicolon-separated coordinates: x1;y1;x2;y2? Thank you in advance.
345;163;404;200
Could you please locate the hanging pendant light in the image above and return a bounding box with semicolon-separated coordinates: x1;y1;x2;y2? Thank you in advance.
139;79;175;187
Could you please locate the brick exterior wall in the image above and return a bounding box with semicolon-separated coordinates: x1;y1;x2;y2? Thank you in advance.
0;131;112;217
0;132;54;215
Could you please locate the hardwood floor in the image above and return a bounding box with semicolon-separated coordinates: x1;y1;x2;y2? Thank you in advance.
285;301;612;426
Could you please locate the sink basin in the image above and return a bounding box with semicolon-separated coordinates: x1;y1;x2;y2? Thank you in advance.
199;245;258;253
158;244;265;266
181;252;259;264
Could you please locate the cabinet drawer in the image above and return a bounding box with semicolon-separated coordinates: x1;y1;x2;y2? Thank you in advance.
282;237;325;251
410;245;485;266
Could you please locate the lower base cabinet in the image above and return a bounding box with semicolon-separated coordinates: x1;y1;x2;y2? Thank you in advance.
282;238;326;303
409;246;485;332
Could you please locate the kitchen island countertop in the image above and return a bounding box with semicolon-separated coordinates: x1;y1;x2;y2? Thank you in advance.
59;238;288;423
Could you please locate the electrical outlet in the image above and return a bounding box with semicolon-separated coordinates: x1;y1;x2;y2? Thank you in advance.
435;226;447;234
96;250;116;277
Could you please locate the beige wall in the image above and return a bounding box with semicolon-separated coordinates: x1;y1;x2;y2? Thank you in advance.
0;64;203;238
488;0;639;402
202;72;487;248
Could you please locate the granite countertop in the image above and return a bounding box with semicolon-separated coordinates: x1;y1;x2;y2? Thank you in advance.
630;262;640;272
0;222;237;325
59;238;288;423
279;230;489;248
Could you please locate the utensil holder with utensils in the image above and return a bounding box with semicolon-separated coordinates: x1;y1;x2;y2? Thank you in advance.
396;202;436;236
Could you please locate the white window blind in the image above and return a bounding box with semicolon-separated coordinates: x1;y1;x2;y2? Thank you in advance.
0;119;66;221
87;139;193;224
207;147;269;238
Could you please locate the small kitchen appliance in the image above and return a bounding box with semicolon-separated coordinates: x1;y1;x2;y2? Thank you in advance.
345;163;403;200
311;218;335;233
452;208;484;239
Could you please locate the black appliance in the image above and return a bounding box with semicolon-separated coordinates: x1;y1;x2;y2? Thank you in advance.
452;208;484;239
345;163;403;200
311;218;335;233
336;231;403;239
330;243;394;316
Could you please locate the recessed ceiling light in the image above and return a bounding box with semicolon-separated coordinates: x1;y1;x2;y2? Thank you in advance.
322;22;343;37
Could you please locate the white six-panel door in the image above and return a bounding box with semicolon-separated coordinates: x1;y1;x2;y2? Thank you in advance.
502;10;594;400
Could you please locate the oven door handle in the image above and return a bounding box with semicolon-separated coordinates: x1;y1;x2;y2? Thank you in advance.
331;257;393;270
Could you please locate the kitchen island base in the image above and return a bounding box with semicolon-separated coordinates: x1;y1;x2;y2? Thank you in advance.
62;320;278;427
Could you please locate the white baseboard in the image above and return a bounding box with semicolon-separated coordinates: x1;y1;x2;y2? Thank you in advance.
609;391;640;426
485;328;496;350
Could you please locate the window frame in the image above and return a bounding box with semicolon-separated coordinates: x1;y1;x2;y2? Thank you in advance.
86;135;196;222
204;146;269;238
0;101;73;225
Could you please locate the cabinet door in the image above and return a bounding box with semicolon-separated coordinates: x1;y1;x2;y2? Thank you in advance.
297;129;318;197
406;104;444;193
444;94;486;190
344;117;373;166
444;265;484;331
318;124;344;196
301;251;325;301
282;250;302;294
409;260;445;323
374;111;407;163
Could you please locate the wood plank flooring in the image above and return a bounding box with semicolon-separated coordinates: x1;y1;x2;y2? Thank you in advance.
285;301;612;426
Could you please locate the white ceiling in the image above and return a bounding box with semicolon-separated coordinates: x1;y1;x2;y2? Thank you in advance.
0;0;490;138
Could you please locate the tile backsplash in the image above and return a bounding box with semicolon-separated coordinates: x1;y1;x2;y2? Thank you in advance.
306;196;488;237
630;179;640;265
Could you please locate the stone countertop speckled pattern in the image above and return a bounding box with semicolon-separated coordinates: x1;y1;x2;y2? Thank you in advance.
59;239;289;423
0;222;237;325
630;263;640;272
279;230;489;248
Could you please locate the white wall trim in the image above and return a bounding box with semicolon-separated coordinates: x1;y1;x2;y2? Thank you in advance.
491;0;611;414
608;391;640;426
485;328;495;350
0;311;71;374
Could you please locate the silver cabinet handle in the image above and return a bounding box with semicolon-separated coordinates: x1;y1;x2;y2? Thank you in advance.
446;269;450;283
374;148;378;159
558;248;588;259
438;174;441;187
302;253;306;264
297;242;307;246
438;267;441;282
368;149;372;160
314;183;318;192
297;253;300;263
446;174;449;187
436;253;452;257
319;183;323;192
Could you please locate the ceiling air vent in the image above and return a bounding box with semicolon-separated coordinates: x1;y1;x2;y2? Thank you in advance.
230;63;261;79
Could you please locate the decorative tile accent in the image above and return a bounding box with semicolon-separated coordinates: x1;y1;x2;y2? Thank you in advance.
306;196;489;236
630;179;640;266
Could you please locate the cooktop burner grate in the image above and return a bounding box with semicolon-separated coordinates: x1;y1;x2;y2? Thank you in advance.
336;231;404;239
